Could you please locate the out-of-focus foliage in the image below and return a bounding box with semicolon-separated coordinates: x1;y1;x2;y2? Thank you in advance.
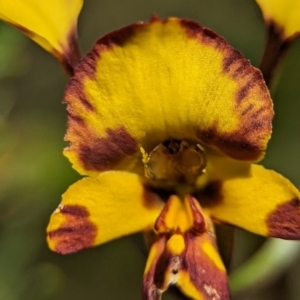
0;1;299;300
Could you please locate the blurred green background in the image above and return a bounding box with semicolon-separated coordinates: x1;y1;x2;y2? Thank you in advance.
0;0;299;299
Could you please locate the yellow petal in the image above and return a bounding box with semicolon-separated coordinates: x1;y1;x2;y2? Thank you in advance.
64;17;273;177
256;0;300;39
202;164;300;239
47;171;163;254
0;0;83;69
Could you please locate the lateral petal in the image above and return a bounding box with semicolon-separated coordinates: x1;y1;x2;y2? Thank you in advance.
0;0;83;69
47;171;163;254
203;164;300;239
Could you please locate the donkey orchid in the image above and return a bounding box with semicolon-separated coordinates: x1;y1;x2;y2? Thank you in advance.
45;18;300;299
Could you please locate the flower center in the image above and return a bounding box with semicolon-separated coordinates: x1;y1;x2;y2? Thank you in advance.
141;140;207;188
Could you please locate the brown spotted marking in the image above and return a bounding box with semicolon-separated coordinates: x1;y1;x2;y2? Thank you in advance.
220;38;273;143
182;232;230;300
241;103;254;116
99;25;138;48
197;102;272;161
267;198;300;239
222;50;243;74
180;19;224;49
221;43;271;107
70;21;148;80
72;48;100;79
142;186;164;210
65;109;89;146
48;204;97;254
222;47;250;80
235;71;265;104
67;109;86;127
197;127;262;161
60;204;89;217
77;126;138;171
179;19;273;161
65;78;95;111
232;64;247;80
197;181;223;208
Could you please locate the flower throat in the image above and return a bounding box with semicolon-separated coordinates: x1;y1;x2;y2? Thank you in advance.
141;139;207;189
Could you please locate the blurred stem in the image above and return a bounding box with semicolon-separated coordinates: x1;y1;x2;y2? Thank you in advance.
259;22;293;86
215;224;235;271
229;238;300;296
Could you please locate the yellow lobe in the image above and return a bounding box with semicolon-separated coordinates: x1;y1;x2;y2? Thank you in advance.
207;164;300;239
166;234;185;255
0;0;83;64
256;0;300;38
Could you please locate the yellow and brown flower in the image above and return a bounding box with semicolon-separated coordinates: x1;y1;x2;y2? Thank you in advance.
46;17;300;299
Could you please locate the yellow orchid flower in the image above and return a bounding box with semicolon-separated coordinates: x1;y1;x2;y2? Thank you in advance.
46;17;300;299
0;0;83;75
255;0;300;83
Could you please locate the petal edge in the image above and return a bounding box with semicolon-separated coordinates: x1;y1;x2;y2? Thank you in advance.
47;171;163;254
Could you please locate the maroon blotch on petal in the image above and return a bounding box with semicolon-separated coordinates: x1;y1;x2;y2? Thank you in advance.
66;78;95;111
267;198;300;239
48;204;97;254
196;181;223;208
78;126;138;171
